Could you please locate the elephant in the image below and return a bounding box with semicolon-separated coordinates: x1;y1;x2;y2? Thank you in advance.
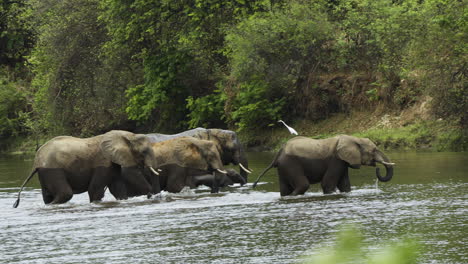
190;168;247;189
146;128;251;183
13;130;159;207
253;135;394;196
109;136;228;198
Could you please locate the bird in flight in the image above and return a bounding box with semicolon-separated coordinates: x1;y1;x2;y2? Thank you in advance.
278;120;298;135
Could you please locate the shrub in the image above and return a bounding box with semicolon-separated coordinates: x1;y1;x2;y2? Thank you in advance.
224;1;333;130
0;76;28;138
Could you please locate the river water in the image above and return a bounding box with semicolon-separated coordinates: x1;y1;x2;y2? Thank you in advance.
0;151;466;263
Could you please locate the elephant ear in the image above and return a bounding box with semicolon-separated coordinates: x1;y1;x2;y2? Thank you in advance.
212;129;236;150
336;135;361;167
100;130;137;167
197;129;223;153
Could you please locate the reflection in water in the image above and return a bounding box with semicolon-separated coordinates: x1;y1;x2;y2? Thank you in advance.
0;152;467;264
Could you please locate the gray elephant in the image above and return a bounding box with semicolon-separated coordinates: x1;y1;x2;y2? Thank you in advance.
253;135;394;196
146;128;251;182
109;137;228;198
13;130;159;207
190;168;247;189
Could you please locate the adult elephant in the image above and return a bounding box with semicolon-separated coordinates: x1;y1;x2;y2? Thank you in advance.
190;168;247;189
253;135;394;196
109;137;228;198
146;128;251;182
13;130;159;207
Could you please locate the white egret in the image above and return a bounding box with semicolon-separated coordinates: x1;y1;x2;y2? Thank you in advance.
278;120;298;135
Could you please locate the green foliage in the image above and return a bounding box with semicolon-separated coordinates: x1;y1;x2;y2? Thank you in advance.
224;1;333;129
186;92;226;129
125;51;190;129
0;0;35;71
0;0;466;152
302;225;420;264
226;2;331;81
405;0;467;126
331;0;423;103
0;75;28;138
365;87;379;102
30;0;129;136
229;79;286;131
100;0;267;131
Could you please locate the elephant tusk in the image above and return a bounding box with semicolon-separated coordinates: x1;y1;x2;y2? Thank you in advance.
381;161;395;166
216;169;228;174
157;169;162;172
149;167;159;175
239;163;252;174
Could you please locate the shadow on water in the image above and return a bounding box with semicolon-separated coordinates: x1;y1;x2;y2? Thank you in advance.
279;193;348;204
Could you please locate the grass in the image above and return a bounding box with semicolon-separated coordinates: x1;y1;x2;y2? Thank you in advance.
355;121;467;151
240;110;467;152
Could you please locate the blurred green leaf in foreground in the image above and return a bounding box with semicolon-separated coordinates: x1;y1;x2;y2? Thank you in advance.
302;225;421;264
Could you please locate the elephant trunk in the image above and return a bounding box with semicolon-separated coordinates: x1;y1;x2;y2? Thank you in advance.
239;175;247;185
375;151;394;182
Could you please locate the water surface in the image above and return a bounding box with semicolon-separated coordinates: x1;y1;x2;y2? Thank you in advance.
1;151;467;263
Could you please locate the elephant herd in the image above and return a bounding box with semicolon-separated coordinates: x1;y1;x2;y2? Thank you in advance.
13;128;394;207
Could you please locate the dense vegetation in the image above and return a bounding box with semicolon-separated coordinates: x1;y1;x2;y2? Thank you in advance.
0;0;466;150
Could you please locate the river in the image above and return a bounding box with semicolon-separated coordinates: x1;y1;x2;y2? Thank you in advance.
0;151;467;263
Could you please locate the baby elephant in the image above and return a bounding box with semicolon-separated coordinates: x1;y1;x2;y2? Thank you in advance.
190;169;247;190
253;135;394;196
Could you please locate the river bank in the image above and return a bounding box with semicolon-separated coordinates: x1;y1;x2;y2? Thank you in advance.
1;106;466;156
240;105;467;152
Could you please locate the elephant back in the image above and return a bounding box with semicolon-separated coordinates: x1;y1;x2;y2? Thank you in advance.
150;137;211;170
34;135;105;169
283;137;336;160
146;128;206;143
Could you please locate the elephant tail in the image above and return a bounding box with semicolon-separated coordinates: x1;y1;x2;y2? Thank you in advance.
13;168;39;208
252;148;282;188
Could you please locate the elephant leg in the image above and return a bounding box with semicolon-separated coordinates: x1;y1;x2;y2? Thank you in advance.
321;159;347;194
278;160;309;196
211;172;221;193
41;187;54;204
165;166;186;193
89;189;105;202
88;167;112;202
38;168;73;204
337;168;351;193
108;178;129;200
150;173;161;194
121;167;152;195
279;175;294;196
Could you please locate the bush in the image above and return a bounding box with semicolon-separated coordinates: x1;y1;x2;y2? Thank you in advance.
409;0;467;127
0;76;28;138
186;92;226;129
224;1;333;130
229;79;286;131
